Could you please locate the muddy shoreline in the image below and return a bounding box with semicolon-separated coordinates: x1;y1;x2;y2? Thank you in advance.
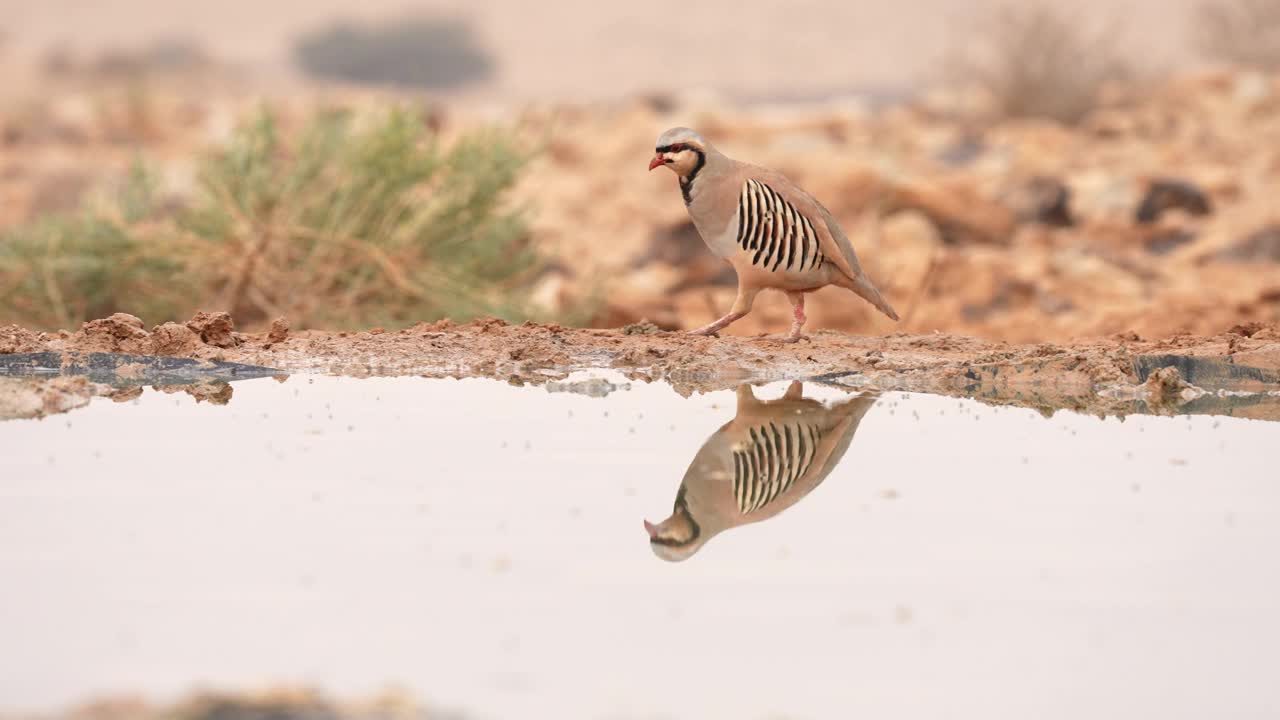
4;313;1280;420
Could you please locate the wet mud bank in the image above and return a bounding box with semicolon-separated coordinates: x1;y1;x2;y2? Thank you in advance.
3;313;1279;420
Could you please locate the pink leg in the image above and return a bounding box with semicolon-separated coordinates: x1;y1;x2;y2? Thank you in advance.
688;311;746;336
687;285;758;337
779;292;808;343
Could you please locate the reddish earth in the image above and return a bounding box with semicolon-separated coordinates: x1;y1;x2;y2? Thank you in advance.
3;312;1279;420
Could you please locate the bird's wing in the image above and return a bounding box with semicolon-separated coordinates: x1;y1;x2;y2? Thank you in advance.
746;166;866;281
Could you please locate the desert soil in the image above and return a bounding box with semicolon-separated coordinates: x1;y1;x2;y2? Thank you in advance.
4;312;1279;421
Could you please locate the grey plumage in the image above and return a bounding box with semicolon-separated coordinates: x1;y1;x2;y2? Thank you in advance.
649;127;899;341
644;382;878;562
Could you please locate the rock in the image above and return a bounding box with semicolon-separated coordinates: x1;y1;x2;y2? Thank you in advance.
1145;228;1197;256
545;377;631;397
962;279;1038;321
529;269;572;316
268;317;291;344
107;386;144;403
622;320;661;335
1143;366;1192;403
88;312;145;333
0;376;103;421
875;209;943;304
639;220;703;266
411;318;453;333
77;313;149;352
1007;176;1074;227
936;135;986;168
153;381;233;404
1228;321;1267;338
1070;170;1140;220
185;311;239;348
148;322;202;356
472;317;509;331
1135;179;1212;224
636;220;735;289
0;325;44;354
187;381;233;405
1215;225;1280;263
889;180;1016;245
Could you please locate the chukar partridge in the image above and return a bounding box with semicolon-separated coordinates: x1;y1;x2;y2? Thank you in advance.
649;127;899;341
644;382;877;562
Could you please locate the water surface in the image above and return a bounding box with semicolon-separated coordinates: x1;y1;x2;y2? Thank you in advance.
1;374;1277;719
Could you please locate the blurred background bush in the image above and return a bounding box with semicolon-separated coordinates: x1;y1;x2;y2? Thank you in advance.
1;107;548;330
294;16;494;90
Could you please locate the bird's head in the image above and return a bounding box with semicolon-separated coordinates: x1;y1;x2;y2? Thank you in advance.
643;491;706;563
649;127;709;177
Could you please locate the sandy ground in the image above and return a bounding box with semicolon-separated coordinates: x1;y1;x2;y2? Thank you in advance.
3;313;1279;421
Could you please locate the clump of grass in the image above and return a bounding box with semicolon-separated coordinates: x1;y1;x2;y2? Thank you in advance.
944;3;1131;124
0;162;188;328
0;107;548;330
1194;0;1280;69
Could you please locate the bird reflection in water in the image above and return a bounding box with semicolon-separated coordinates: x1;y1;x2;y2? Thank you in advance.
644;382;877;562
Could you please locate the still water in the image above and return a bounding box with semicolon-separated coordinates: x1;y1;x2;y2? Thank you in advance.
1;373;1278;719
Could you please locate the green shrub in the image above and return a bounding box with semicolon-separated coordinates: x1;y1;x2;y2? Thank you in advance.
0;107;548;330
0;162;188;328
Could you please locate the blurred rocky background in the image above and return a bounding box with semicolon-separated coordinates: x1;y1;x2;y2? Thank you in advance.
1;0;1279;343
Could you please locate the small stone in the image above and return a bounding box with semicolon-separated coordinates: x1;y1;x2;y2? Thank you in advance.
77;313;150;352
148;322;202;356
1135;178;1212;224
1143;366;1192;404
622;320;661;335
1008;176;1074;227
268;317;291;344
1215;225;1280;263
1227;322;1266;338
185;311;239;348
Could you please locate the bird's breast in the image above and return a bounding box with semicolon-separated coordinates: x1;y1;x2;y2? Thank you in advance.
688;198;740;259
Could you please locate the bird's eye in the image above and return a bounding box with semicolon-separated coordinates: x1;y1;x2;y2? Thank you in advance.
671;144;685;152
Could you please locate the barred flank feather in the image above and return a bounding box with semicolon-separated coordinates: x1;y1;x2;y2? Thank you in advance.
735;179;825;273
732;420;823;515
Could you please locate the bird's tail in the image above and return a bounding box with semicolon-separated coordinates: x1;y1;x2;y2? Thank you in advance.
839;196;899;322
842;272;900;322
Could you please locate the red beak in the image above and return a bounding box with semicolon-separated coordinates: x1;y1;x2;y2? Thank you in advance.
648;155;667;171
644;519;660;539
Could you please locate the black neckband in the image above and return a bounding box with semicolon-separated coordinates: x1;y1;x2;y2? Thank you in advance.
649;487;702;547
679;149;706;206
